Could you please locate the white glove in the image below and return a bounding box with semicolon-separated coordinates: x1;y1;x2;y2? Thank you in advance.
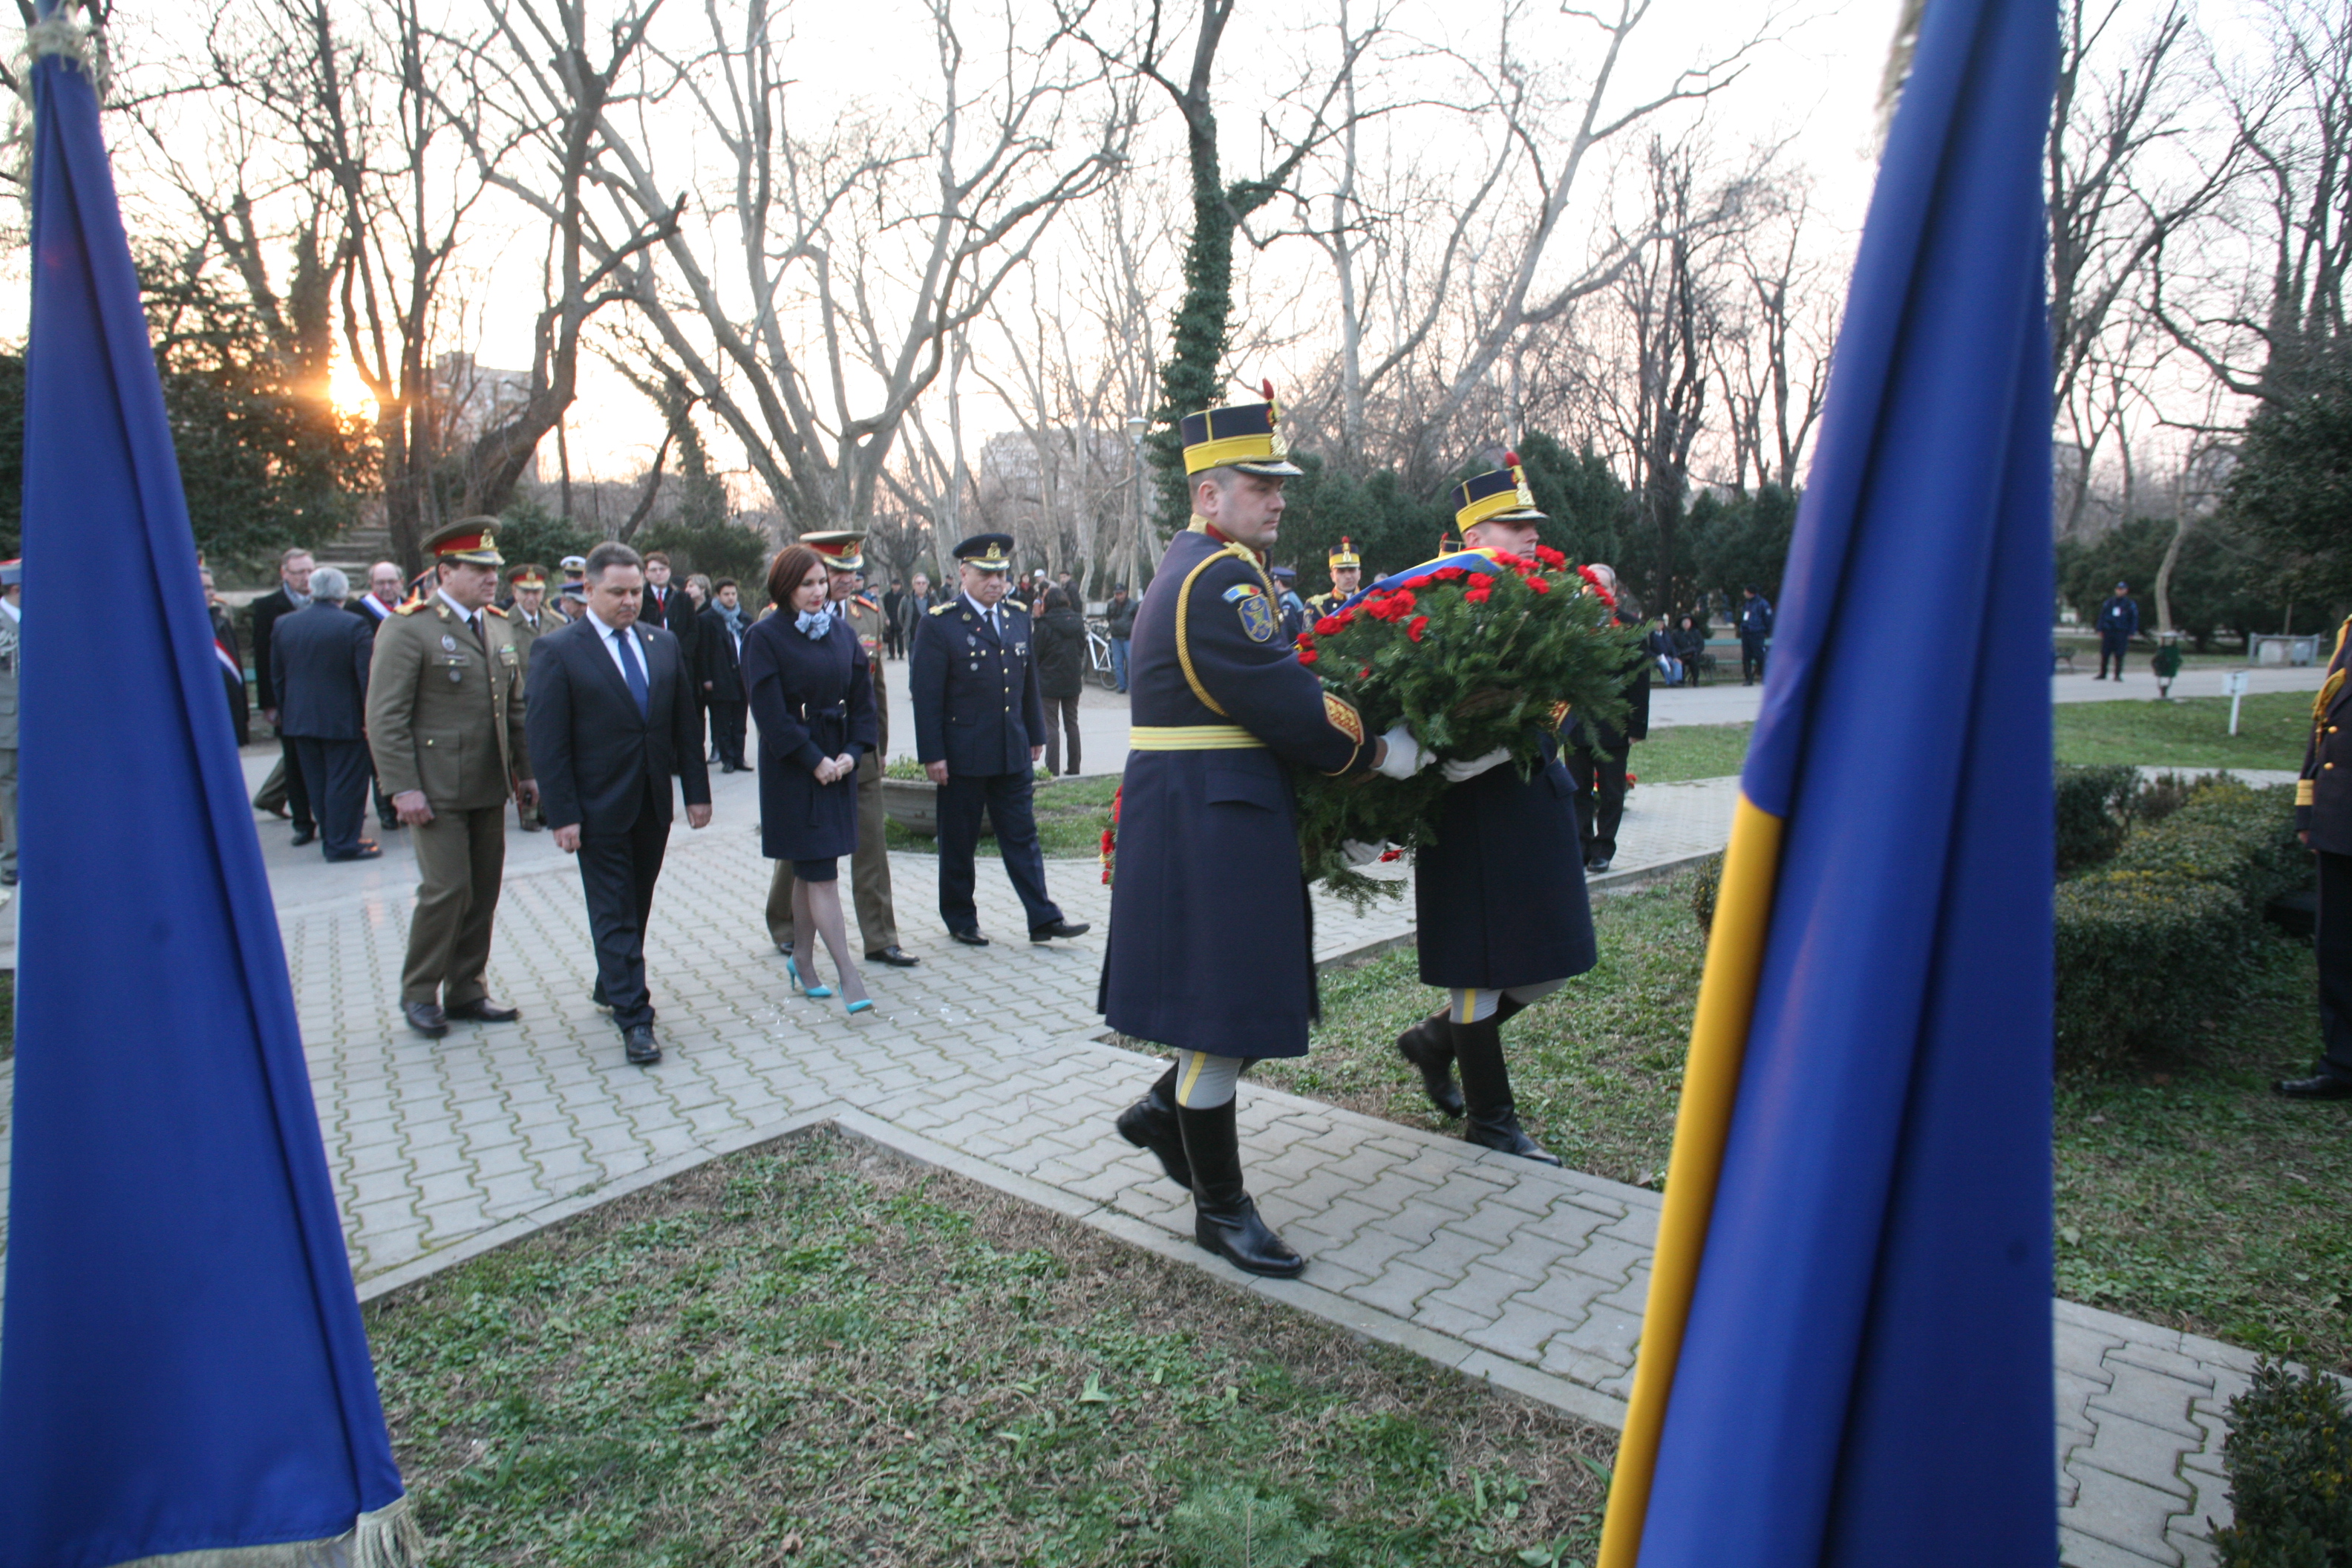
1440;745;1512;784
1339;839;1387;866
1373;723;1428;780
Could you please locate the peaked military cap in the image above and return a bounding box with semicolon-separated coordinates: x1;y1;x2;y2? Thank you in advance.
1180;379;1303;477
1270;565;1298;583
508;565;548;589
1328;536;1361;571
0;559;21;587
423;515;506;565
802;529;867;570
1454;450;1546;533
953;533;1016;572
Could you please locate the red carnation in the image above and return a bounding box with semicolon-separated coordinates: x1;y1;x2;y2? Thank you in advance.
1407;615;1429;641
1389;589;1417;613
1359;664;1372;679
1436;566;1466;581
1404;574;1436;590
1526;577;1552;594
1464;584;1492;605
1533;546;1567;568
1315;615;1345;636
1297;644;1320;664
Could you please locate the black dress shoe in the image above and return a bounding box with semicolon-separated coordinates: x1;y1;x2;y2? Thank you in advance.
403;1001;449;1038
446;998;521;1023
379;817;403;832
1586;855;1613;874
866;945;920;967
520;817;542;832
1030;918;1091;941
624;1023;662;1065
2274;1074;2352;1101
325;841;384;863
1396;1009;1466;1117
290;826;318;847
950;929;991;947
774;938;794;957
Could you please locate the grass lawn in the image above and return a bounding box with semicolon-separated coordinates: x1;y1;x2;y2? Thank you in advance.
1283;871;2352;1372
883;773;1119;860
371;1129;1614;1567
2051;690;2313;771
1622;690;2315;784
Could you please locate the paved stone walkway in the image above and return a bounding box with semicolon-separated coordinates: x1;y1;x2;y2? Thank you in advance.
0;760;2281;1567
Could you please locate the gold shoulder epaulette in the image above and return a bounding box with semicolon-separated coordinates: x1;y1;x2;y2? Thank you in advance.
929;601;956;615
483;603;509;618
853;595;879;613
1005;598;1029;614
395;598;430;615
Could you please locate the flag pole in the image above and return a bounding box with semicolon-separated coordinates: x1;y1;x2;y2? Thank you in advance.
1595;797;1784;1568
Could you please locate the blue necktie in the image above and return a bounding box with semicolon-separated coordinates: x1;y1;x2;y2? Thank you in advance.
614;627;649;719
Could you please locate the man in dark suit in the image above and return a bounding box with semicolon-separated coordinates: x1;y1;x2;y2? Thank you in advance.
526;540;713;1065
249;546;317;841
269;566;381;862
696;577;751;771
908;533;1088;947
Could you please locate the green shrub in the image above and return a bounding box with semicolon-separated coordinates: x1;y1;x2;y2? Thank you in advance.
2134;769;2198;826
2054;781;2304;1071
2056;763;2140;872
1690;852;1724;933
2212;1360;2352;1567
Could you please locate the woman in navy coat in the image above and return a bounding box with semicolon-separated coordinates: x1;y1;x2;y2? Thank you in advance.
742;543;878;1011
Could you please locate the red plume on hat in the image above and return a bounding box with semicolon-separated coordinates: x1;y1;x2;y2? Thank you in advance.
1503;449;1521;468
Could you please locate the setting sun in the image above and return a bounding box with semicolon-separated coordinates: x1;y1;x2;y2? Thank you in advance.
327;349;378;420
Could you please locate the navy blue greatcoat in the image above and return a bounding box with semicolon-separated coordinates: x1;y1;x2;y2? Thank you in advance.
1415;730;1598;990
742;612;876;862
1100;526;1376;1059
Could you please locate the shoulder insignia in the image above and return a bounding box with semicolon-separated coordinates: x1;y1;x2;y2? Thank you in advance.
1233;587;1278;644
395;598;430;615
928;601;956;616
483;604;509;618
1323;692;1364;745
1004;598;1028;614
853;595;879;613
1549;701;1572;728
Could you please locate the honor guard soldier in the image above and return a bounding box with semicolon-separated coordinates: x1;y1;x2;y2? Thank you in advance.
1103;382;1425;1277
2280;614;2352;1100
1373;454;1598;1163
907;532;1091;947
769;531;918;967
1305;537;1361;618
367;517;536;1037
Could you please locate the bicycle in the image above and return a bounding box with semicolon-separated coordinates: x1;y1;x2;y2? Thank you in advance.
1085;617;1120;690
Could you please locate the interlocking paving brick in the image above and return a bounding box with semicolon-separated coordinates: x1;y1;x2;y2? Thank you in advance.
2088;1362;2209;1442
2066;1463;2188;1565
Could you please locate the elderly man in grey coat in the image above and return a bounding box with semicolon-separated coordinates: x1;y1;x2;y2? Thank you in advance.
270;566;381;862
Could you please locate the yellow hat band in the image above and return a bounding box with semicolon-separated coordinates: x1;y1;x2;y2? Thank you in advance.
1456;487;1537;532
1184;432;1287;474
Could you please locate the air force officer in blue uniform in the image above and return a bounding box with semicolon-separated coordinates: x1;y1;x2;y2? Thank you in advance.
1102;385;1425;1278
908;534;1090;947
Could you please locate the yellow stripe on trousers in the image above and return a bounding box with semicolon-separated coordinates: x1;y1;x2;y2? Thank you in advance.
1595;793;1786;1568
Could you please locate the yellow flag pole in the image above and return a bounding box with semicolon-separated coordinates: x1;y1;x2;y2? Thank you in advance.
1595;794;1786;1568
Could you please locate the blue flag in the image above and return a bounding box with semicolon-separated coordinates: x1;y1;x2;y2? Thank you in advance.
0;15;414;1565
1598;0;2058;1563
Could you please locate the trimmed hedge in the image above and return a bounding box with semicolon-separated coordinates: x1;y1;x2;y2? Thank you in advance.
2214;1360;2352;1566
2056;763;2139;872
2054;780;2305;1071
1683;777;2306;1074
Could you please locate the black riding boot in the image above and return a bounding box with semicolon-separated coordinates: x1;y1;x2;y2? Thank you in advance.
1115;1063;1192;1189
1451;1013;1561;1165
1176;1098;1304;1278
1396;995;1529;1118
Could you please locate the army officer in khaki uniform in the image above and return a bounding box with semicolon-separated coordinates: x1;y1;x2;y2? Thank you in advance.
368;517;536;1037
768;531;917;967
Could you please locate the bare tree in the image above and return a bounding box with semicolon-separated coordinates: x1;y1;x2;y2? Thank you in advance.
439;0;683;518
1711;189;1833;491
584;0;1134;534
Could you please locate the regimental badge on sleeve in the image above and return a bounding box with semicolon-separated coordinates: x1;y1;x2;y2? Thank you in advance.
1225;583;1277;644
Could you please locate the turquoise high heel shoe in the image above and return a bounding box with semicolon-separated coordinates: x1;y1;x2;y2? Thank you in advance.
846;999;874;1016
784;956;832;1000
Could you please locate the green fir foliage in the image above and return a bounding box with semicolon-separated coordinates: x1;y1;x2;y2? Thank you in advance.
2056;516;2298;650
2228;358;2352;610
1169;1484;1332;1568
492;495;600;581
